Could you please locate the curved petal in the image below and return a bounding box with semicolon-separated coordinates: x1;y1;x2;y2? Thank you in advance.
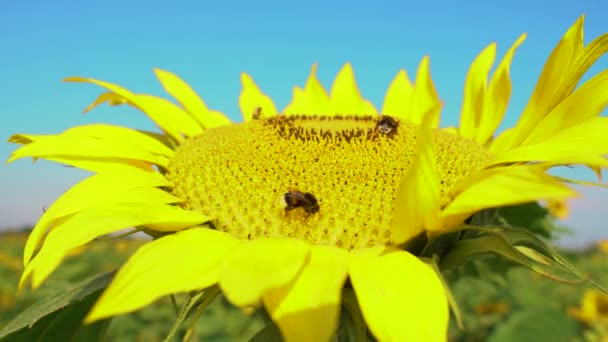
21;203;211;289
283;64;332;115
64;77;197;142
556;29;608;108
490;117;608;166
83;92;129;112
350;251;449;341
303;63;331;113
329;63;377;116
477;34;527;145
21;168;173;266
153;68;232;128
239;73;278;121
263;246;349;342
498;16;588;151
381;69;414;120
86;228;238;322
46;157;155;173
442;166;577;217
521;69;608;145
392;113;440;244
459;43;497;140
64;124;174;157
219;238;310;307
8;130;170;167
283;86;308;115
410;56;442;127
134;94;203;138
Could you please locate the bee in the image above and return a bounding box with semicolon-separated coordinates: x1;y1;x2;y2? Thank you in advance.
283;189;320;214
376;115;399;135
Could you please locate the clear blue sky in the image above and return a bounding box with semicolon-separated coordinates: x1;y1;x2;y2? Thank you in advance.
1;0;606;247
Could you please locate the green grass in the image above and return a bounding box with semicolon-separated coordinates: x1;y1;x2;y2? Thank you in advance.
1;231;607;341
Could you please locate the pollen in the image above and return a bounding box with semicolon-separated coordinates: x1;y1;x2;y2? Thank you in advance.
166;115;491;250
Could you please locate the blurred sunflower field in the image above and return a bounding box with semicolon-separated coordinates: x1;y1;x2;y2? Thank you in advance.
1;203;607;341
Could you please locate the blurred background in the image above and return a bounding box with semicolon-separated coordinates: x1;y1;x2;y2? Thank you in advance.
1;0;607;340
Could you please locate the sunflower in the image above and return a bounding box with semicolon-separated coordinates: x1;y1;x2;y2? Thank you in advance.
8;15;608;341
568;289;608;325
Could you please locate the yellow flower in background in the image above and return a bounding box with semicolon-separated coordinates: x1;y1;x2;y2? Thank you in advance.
545;199;570;220
569;289;608;325
597;239;608;254
7;15;608;341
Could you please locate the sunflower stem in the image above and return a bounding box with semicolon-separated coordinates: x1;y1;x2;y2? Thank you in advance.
183;285;220;341
163;286;217;342
169;295;179;315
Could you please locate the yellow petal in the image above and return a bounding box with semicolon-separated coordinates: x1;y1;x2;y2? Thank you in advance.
263;246;349;342
381;69;414;120
392;112;440;243
410;56;442;127
46;157;155;173
499;16;585;151
303;63;331;113
477;34;527;144
65;124;174;157
283;87;308;115
134;94;203;138
83;92;129;113
284;64;332;115
489;127;516;153
86;228;237;322
522;69;608;145
24;171;176;267
442;166;577;217
329;63;377;116
219;238;310;307
239;73;278;121
459;42;497;140
153;68;232;128
490;117;608;166
8;130;163;173
8;132;169;167
556;26;608;106
350;251;449;341
21;203;211;289
64;77;197;142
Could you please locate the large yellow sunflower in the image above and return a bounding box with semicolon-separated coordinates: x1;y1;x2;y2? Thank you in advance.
8;15;608;341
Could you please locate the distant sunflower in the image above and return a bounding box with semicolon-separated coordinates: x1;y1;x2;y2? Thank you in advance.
568;289;608;325
8;15;608;341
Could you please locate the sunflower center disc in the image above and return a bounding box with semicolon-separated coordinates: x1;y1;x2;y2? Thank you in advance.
167;115;491;250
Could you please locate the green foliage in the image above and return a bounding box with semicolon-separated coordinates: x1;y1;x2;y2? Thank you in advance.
0;272;113;340
1;230;607;341
488;307;580;342
2;289;111;342
497;202;571;239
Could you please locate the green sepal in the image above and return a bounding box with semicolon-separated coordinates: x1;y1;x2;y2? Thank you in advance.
438;226;606;292
0;271;115;341
163;285;220;342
